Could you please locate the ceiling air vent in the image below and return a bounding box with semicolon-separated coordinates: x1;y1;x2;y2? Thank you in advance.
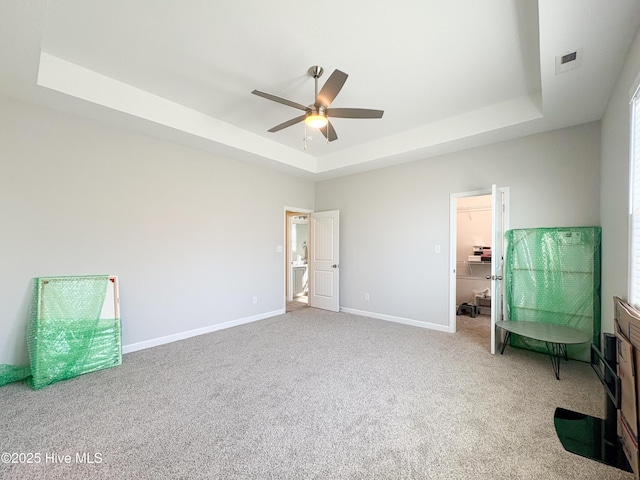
555;49;582;75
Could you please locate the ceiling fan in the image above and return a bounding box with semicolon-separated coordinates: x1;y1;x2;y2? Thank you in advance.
251;66;384;142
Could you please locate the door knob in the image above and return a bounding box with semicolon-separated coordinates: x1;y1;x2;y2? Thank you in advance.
332;264;338;268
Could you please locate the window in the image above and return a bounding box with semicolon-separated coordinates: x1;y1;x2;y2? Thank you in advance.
630;87;640;307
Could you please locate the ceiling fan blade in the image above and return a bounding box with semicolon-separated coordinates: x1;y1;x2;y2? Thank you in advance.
315;69;348;108
326;108;384;119
267;114;306;133
319;121;338;142
252;90;308;111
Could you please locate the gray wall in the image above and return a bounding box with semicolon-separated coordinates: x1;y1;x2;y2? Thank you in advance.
315;122;601;329
0;95;314;365
0;85;615;366
601;26;640;331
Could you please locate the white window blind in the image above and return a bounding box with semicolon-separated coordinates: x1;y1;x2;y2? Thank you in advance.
630;89;640;308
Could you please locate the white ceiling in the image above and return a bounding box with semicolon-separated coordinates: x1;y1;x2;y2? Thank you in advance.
2;1;640;180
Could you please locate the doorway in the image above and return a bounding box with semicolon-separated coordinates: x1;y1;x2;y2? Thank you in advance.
454;193;493;345
284;208;341;313
449;186;509;353
285;209;311;312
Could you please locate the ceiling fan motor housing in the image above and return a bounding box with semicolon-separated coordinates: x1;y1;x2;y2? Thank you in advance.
307;106;326;116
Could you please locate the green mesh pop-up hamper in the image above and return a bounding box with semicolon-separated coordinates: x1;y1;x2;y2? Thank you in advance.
27;275;122;389
504;227;601;362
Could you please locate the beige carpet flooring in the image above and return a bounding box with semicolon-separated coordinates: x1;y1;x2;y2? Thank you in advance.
287;296;309;313
0;308;631;479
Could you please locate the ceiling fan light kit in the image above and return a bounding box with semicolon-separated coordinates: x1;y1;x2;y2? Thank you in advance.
252;65;384;144
305;110;328;129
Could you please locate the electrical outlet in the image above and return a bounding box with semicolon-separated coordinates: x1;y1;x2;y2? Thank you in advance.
435;245;441;254
252;296;258;304
365;293;370;301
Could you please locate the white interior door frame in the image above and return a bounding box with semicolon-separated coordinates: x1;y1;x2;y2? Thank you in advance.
284;206;313;309
449;187;509;341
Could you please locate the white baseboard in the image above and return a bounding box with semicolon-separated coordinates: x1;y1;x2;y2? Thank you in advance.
122;309;286;354
339;307;451;333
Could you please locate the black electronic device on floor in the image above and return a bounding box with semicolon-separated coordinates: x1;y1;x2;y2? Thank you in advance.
553;334;631;472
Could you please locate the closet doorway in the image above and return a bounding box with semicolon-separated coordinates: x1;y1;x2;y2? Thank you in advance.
449;186;509;353
456;193;492;322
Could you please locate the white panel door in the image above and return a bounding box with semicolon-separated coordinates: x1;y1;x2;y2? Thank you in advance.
309;210;340;312
490;185;508;354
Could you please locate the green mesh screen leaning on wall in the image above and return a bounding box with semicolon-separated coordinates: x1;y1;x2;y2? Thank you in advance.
504;227;601;362
0;275;122;389
28;275;122;389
